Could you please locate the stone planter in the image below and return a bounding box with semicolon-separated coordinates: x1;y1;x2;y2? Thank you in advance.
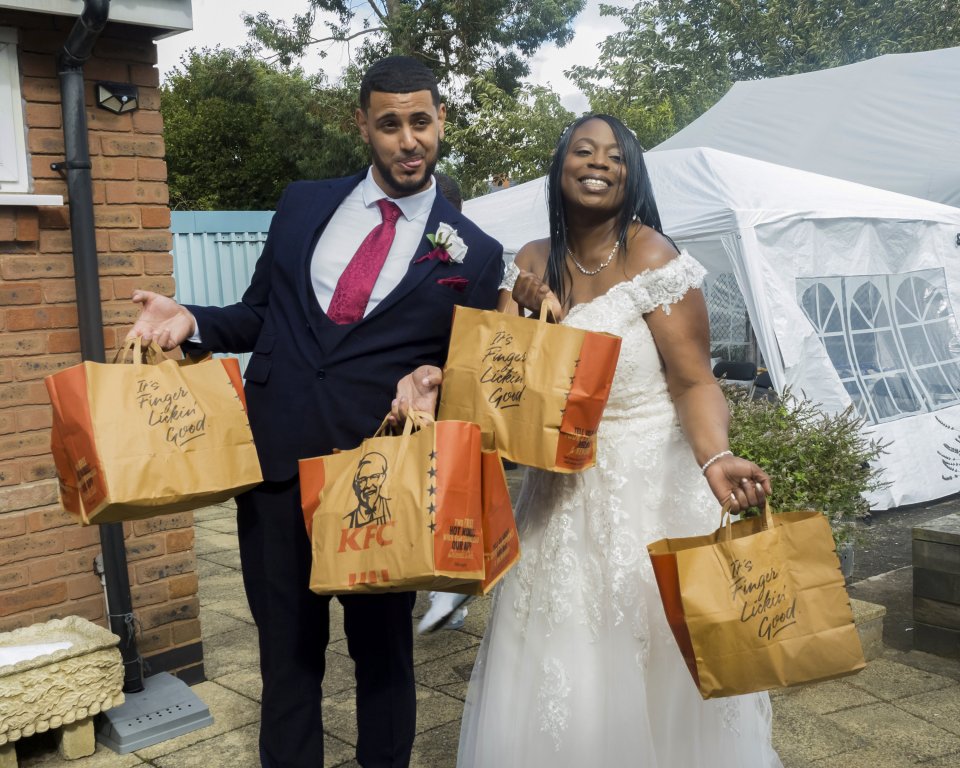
0;616;124;766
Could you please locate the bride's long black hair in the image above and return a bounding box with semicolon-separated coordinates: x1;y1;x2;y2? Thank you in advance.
545;114;665;305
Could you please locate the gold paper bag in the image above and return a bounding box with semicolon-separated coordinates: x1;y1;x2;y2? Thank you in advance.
45;338;262;524
648;503;866;699
301;414;487;594
439;305;621;472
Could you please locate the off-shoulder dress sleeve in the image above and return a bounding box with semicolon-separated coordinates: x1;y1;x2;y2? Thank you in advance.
500;259;520;292
624;251;707;315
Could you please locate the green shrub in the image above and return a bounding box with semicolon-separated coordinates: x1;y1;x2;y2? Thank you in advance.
723;384;890;543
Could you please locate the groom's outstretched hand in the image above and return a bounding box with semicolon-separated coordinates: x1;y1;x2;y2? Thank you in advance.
388;365;443;426
128;290;197;351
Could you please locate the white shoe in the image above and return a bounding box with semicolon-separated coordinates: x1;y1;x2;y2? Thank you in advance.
418;592;471;634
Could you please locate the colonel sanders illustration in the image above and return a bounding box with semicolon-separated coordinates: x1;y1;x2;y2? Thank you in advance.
344;451;392;528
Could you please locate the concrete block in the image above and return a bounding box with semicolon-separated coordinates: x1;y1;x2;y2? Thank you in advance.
851;598;886;661
57;717;95;759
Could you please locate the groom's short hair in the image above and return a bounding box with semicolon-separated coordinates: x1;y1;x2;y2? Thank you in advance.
360;56;441;110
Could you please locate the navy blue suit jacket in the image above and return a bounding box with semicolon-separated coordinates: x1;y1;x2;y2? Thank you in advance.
186;173;503;482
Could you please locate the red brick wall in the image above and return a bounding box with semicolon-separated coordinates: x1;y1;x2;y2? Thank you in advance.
0;10;202;681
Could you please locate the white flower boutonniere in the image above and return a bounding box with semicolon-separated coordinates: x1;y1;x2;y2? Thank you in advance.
417;222;468;264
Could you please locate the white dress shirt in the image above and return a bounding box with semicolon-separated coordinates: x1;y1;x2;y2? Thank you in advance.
310;168;437;316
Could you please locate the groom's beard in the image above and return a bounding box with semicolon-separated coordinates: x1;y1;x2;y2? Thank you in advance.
372;151;439;197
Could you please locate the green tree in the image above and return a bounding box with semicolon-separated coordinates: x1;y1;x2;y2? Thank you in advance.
161;47;367;210
243;0;586;92
570;0;960;149
444;78;575;198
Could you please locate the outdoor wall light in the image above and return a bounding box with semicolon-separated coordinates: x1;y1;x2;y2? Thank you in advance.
95;81;139;114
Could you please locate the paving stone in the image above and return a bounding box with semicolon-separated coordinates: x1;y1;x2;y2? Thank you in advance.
214;667;263;703
193;531;241;556
320;685;464;745
774;678;879;714
897;683;960;736
201;623;261;681
201;596;254;624
825;702;960;762
846;657;954;700
16;732;146;767
193;503;235;523
134;681;260;760
150;723;259;768
200;548;243;570
197;568;249;606
196;557;234;581
199;606;250;639
771;695;866;764
809;745;931;767
197;516;238;536
409;721;463;768
891;649;960;682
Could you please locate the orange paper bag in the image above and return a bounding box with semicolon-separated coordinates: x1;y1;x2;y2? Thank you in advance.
648;503;866;699
301;413;486;594
45;338;262;524
438;305;621;472
448;449;520;596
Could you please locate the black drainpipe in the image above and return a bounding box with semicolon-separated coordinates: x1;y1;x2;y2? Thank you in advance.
55;0;145;694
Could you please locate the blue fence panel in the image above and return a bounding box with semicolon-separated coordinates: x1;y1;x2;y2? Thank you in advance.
171;211;275;372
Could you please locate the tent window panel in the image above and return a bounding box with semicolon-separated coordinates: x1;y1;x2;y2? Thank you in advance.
850;283;891;330
941;362;960;391
842;381;871;422
900;325;937;366
824;335;855;379
915;366;958;407
851;330;905;376
801;283;843;332
926;318;960;363
867;375;923;421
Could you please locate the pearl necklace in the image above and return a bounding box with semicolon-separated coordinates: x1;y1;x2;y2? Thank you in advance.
566;239;620;276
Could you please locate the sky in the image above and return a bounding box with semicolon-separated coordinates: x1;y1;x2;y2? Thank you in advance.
154;0;627;113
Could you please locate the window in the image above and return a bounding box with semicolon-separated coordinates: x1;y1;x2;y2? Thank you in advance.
0;27;29;194
798;269;960;425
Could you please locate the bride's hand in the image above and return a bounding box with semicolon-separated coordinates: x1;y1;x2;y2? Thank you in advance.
512;270;563;321
703;455;772;514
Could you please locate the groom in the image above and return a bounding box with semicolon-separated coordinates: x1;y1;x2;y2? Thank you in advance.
130;56;503;768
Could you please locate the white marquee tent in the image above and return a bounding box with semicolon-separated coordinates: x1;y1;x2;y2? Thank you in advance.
654;46;960;208
463;147;960;509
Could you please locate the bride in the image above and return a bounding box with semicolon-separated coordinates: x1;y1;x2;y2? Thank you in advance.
455;115;784;767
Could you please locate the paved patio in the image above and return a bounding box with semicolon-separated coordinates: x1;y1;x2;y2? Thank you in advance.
14;498;960;768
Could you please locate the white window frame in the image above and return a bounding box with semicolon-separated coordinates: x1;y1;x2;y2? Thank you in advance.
797;268;960;425
0;27;29;194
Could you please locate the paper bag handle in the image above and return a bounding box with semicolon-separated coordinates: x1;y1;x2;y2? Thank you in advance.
113;336;166;366
538;301;557;323
719;498;775;541
373;409;435;502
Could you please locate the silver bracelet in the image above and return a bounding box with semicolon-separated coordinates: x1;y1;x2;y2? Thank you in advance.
700;450;733;475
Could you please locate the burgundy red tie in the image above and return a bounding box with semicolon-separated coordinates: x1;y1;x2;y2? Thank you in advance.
326;198;403;324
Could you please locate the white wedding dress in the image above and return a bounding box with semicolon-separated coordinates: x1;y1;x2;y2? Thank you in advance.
457;253;782;767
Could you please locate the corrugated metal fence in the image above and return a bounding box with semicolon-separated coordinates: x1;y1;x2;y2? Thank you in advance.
171;210;274;371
